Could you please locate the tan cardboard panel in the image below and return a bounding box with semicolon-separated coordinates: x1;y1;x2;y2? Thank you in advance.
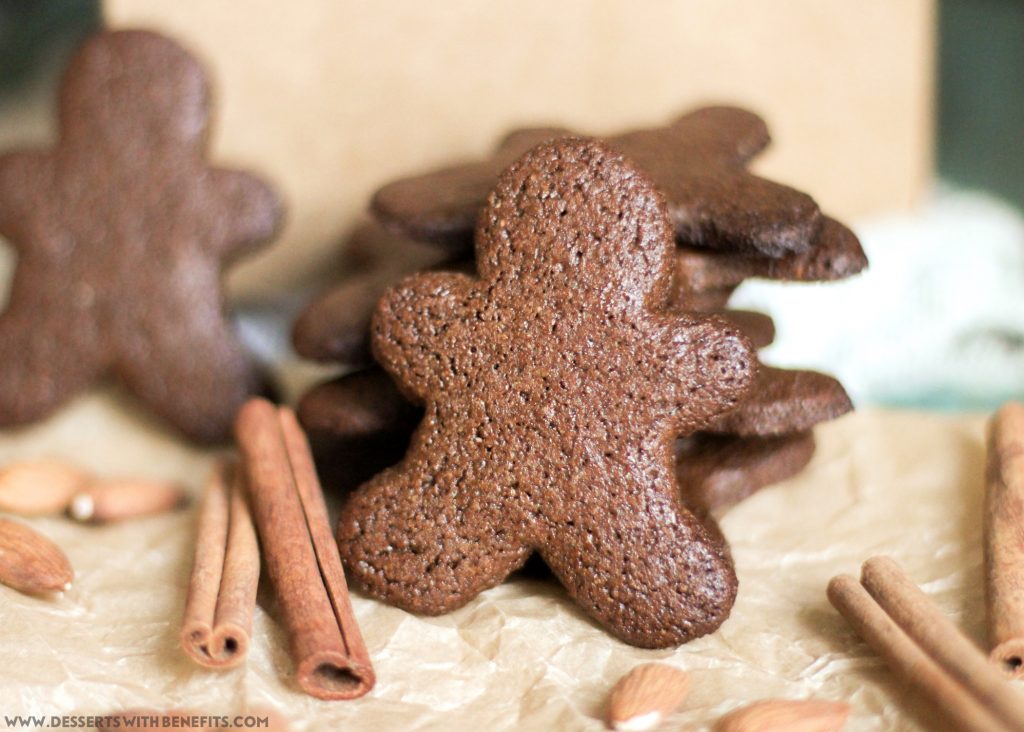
104;0;934;298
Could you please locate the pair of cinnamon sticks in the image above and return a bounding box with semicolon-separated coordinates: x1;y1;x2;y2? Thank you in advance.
826;403;1024;731
829;557;1024;732
180;398;374;700
828;403;1024;731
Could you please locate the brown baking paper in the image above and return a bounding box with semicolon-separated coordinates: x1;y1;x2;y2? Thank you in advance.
0;396;1003;731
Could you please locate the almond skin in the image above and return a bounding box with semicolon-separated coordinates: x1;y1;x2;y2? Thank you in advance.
717;699;850;732
0;461;88;516
0;518;73;594
68;479;187;523
607;663;691;730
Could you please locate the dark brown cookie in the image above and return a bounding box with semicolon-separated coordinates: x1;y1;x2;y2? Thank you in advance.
298;369;419;443
336;219;452;276
674;217;867;292
372;106;821;257
298;307;771;468
705;367;853;437
293;222;465;364
710;310;775;349
339;138;756;648
677;431;816;516
294;237;771;368
0;30;281;443
299;377;816;517
295;275;769;368
372;126;570;245
675;284;739;312
300;304;774;462
298;370;419;493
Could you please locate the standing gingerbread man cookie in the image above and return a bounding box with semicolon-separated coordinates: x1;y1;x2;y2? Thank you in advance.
339;137;756;648
0;30;281;442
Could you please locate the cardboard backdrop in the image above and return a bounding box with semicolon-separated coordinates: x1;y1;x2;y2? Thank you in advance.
104;0;935;299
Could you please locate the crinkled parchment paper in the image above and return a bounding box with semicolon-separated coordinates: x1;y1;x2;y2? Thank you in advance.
0;392;1008;731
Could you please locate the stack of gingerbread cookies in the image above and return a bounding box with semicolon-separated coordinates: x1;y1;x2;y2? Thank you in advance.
294;107;866;519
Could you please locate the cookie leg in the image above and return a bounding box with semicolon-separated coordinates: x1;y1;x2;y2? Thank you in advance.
337;461;532;615
0;302;100;426
113;307;261;443
539;489;737;649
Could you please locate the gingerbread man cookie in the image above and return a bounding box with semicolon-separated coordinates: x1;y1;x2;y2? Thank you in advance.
372;106;819;256
338;138;756;648
0;30;281;442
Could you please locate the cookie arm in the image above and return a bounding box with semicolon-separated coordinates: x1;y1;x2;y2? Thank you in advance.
0;151;52;250
668;106;771;164
206;168;283;263
669;171;822;257
658;314;757;434
370;271;477;403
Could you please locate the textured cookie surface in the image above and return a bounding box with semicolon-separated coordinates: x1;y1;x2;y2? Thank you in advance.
299;307;775;464
0;30;281;442
371;127;569;245
339;138;756;648
372;107;820;256
299;305;774;486
298;373;816;517
293;230;776;368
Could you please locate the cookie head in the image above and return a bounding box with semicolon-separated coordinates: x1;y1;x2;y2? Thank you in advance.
59;30;209;152
476;137;675;312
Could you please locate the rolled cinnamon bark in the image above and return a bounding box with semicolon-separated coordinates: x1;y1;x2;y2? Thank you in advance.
985;402;1024;678
236;398;374;700
859;556;1024;731
181;461;260;669
827;574;1006;732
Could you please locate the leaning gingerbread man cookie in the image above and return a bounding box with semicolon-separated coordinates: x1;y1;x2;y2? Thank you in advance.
338;138;756;648
0;30;281;442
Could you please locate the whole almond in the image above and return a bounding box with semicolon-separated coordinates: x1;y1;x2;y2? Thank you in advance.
606;663;691;730
69;479;187;524
0;461;88;516
717;699;850;732
0;518;73;594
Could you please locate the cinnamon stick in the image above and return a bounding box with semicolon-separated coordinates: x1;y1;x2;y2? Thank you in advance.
828;574;1007;732
859;556;1024;730
235;398;374;700
181;460;260;669
985;402;1024;677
